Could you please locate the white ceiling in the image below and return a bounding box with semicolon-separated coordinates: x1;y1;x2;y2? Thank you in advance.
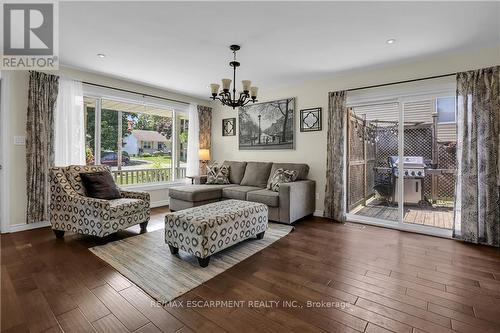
60;2;499;99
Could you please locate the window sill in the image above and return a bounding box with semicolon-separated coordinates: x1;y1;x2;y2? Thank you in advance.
121;180;189;191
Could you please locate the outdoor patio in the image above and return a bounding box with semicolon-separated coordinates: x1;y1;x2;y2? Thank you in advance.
352;199;454;229
346;108;457;230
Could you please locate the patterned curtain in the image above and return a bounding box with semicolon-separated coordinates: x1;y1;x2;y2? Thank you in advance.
454;66;499;246
26;71;59;223
324;91;347;222
198;105;212;150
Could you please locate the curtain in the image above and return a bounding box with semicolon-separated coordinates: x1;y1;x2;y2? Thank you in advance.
324;91;347;222
454;66;499;246
26;71;59;223
186;103;200;177
54;78;85;166
198;105;212;150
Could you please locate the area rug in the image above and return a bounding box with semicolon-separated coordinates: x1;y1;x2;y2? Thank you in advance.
89;223;293;304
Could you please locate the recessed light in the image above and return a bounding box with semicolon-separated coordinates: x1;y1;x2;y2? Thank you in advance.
97;53;106;58
386;39;396;44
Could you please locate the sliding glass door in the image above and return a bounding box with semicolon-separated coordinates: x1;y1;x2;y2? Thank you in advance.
400;97;457;231
345;94;456;237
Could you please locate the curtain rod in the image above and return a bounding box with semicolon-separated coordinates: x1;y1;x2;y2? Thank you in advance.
82;81;191;105
346;73;456;92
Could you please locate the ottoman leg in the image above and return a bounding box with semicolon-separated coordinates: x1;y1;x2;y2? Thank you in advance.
139;221;148;233
256;231;265;240
53;230;65;239
168;245;179;254
197;256;210;268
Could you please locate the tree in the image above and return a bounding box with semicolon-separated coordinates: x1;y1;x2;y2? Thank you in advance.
133;113;173;140
261;98;293;142
85;108;130;153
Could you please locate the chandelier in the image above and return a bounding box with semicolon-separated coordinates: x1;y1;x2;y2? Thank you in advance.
209;45;258;109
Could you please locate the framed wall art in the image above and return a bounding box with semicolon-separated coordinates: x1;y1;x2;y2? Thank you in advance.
238;97;295;150
222;118;236;136
300;107;322;132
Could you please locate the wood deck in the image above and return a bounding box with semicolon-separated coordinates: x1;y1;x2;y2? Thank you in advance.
355;202;454;229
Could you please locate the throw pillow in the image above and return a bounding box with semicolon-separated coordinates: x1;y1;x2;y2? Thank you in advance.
206;163;230;184
267;168;298;192
80;171;121;200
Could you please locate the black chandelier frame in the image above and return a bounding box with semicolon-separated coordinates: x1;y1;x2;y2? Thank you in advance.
210;45;257;109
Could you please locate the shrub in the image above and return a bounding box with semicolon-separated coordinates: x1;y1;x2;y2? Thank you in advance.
142;152;152;157
153;151;164;157
85;147;94;165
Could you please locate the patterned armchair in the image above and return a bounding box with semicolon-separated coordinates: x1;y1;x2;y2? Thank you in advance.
49;165;150;238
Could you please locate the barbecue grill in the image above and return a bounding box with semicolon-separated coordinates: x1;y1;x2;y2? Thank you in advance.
388;156;426;205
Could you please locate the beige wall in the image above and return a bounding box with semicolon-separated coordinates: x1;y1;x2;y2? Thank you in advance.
3;66;212;227
211;47;500;214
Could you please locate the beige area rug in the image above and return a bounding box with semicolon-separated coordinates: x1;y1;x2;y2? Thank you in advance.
89;223;293;304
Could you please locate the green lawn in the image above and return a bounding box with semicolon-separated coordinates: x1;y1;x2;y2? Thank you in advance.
130;156;172;168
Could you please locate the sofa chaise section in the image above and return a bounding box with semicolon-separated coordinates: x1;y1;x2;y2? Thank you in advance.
169;184;237;210
169;161;316;224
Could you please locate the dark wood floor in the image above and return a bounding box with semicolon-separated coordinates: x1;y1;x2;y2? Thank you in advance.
2;208;500;333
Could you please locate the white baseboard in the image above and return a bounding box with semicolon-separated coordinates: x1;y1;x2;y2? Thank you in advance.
151;199;169;208
7;220;51;233
313;210;324;217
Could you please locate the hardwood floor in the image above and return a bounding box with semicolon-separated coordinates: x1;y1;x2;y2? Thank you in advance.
2;207;500;333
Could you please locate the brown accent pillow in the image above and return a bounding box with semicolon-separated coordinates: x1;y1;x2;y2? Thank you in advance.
79;171;121;200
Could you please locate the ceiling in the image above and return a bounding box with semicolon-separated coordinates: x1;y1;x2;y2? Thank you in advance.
60;2;499;99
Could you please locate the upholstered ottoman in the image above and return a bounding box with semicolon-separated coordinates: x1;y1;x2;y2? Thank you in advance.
164;199;268;267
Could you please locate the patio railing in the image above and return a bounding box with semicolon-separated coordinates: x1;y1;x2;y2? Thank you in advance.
112;167;186;185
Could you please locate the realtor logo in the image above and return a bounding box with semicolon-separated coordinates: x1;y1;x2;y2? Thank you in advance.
1;1;58;69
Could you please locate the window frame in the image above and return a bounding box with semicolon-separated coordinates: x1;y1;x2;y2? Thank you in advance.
83;85;189;185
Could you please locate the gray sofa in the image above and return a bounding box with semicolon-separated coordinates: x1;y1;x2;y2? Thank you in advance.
169;161;315;224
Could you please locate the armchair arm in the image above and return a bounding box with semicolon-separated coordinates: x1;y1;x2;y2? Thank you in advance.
278;180;316;223
120;190;150;208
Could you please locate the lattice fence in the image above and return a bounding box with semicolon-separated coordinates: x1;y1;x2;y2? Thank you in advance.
372;124;456;202
348;112;457;208
347;112;376;210
437;143;457;200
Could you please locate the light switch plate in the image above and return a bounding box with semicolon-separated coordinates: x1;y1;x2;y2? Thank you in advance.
14;136;26;145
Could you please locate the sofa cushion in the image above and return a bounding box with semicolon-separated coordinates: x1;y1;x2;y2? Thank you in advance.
240;162;273;188
267;168;298;192
268;163;310;183
169;184;235;202
109;198;148;219
206;163;230;184
246;189;279;207
80;171;121;199
222;186;261;200
65;165;111;196
222;161;247;184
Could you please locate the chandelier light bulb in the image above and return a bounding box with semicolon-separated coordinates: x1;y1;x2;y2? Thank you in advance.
221;79;232;91
242;80;251;92
250;86;258;98
210;83;220;95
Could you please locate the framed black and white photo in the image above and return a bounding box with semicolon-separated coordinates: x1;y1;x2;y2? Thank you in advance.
300;107;322;132
238;98;295;150
222;118;236;136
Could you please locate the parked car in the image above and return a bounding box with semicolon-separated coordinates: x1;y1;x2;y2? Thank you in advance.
100;152;130;166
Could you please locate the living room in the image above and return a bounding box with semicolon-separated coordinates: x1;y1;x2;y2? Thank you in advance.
1;1;500;333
